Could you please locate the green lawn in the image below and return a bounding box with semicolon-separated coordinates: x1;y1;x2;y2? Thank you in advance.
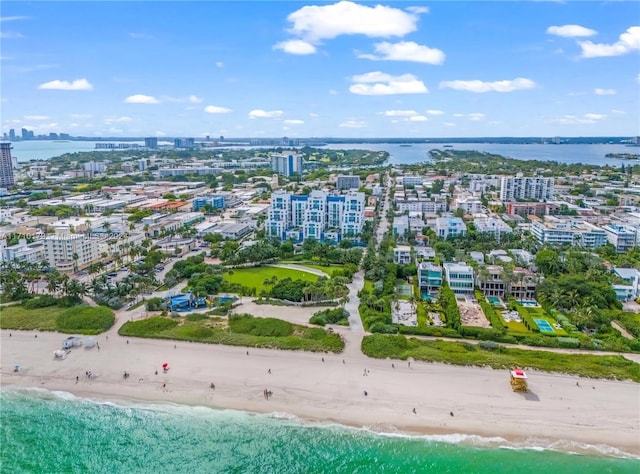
294;264;339;277
362;280;374;294
0;305;64;331
224;266;319;292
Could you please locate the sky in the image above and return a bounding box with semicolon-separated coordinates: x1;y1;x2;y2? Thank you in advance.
1;1;639;138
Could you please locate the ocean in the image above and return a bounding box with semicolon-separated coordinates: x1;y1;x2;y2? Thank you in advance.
1;386;637;473
9;140;637;167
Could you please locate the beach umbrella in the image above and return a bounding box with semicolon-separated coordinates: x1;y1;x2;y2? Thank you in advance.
162;363;168;368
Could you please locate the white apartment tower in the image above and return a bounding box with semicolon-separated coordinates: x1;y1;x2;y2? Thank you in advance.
499;175;554;202
266;190;365;242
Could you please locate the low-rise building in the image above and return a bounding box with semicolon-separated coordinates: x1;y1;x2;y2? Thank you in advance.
531;217;607;248
443;262;474;295
435;217;467;239
418;262;442;295
43;231;100;273
1;238;46;265
603;224;637;253
393;245;412;265
509;268;539;301
476;265;506;297
474;217;513;239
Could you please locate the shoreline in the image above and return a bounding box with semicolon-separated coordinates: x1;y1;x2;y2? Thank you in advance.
1;330;639;458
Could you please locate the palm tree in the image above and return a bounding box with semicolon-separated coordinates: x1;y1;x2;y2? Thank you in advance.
72;253;79;273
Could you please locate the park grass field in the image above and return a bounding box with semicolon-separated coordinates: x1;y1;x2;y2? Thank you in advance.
224;266;319;292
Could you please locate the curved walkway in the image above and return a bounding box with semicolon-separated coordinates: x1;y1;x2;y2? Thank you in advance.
267;263;330;278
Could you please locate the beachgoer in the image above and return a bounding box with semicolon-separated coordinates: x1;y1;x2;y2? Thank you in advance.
174;344;177;349
450;411;454;417
163;383;166;390
321;357;325;363
9;333;11;337
35;334;37;338
408;361;411;368
576;382;580;387
342;359;345;364
210;383;215;390
412;408;416;414
106;336;108;341
268;369;271;374
364;391;368;396
155;370;158;375
126;340;129;344
76;376;79;384
246;351;249;356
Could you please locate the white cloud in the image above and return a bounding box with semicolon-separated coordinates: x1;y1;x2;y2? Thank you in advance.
329;89;338;95
594;88;616;96
188;95;203;103
350;71;428;95
215;61;224;68
339;119;367;128
611;109;625;115
284;119;305;124
38;78;93;91
381;110;417;117
468;113;486;121
409;115;427;122
0;16;31;22
273;39;317;55
284;1;421;42
249;109;284;119
358;41;445;65
439;77;536;93
427;109;444;115
124;94;159;104
579;26;640;58
104;116;133;125
164;95;203;103
69;113;93;119
0;31;25;39
155;131;166;137
546;25;597;38
24;115;49;121
406;6;429;14
309;113;319;118
453;113;486;121
204;105;232;114
551;113;606;125
443;122;456;127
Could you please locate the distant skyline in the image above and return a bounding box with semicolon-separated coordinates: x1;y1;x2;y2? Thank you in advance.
1;1;639;138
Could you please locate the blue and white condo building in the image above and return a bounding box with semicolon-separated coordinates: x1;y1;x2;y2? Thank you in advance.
266;190;366;243
271;152;303;177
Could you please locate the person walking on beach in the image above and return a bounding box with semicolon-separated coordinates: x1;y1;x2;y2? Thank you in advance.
412;408;417;414
321;357;324;363
76;376;79;384
163;383;166;391
268;368;271;374
210;383;215;390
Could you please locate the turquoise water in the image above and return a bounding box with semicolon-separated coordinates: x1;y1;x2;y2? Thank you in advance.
534;318;555;333
1;387;638;473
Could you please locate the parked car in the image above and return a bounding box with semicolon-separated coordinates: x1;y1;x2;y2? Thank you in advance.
107;272;118;277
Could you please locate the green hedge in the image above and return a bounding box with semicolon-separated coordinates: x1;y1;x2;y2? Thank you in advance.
398;325;461;338
439;284;461;332
478;300;507;332
229;313;293;337
56;306;116;335
310;308;349;326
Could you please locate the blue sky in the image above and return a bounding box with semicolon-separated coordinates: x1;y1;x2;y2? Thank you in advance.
1;1;639;138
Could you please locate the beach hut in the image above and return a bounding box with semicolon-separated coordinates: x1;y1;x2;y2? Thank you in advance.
510;368;528;392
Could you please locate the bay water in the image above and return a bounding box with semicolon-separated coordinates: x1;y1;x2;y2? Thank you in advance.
1;386;637;473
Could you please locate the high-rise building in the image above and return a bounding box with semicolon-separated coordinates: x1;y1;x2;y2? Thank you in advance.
499;175;554;202
9;129;15;141
270;152;303;177
144;137;158;149
265;190;365;242
21;128;29;140
0;143;15;188
174;138;195;149
138;159;147;171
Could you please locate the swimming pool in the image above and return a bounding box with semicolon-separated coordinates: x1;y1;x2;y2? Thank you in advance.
518;300;539;307
534;318;554;333
487;296;501;305
421;292;436;302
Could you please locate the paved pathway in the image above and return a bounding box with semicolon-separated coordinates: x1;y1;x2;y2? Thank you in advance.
268;263;330;278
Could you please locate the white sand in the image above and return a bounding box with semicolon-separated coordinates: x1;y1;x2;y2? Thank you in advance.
1;329;639;456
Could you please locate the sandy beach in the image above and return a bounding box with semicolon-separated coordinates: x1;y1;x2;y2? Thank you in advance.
1;329;639;457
